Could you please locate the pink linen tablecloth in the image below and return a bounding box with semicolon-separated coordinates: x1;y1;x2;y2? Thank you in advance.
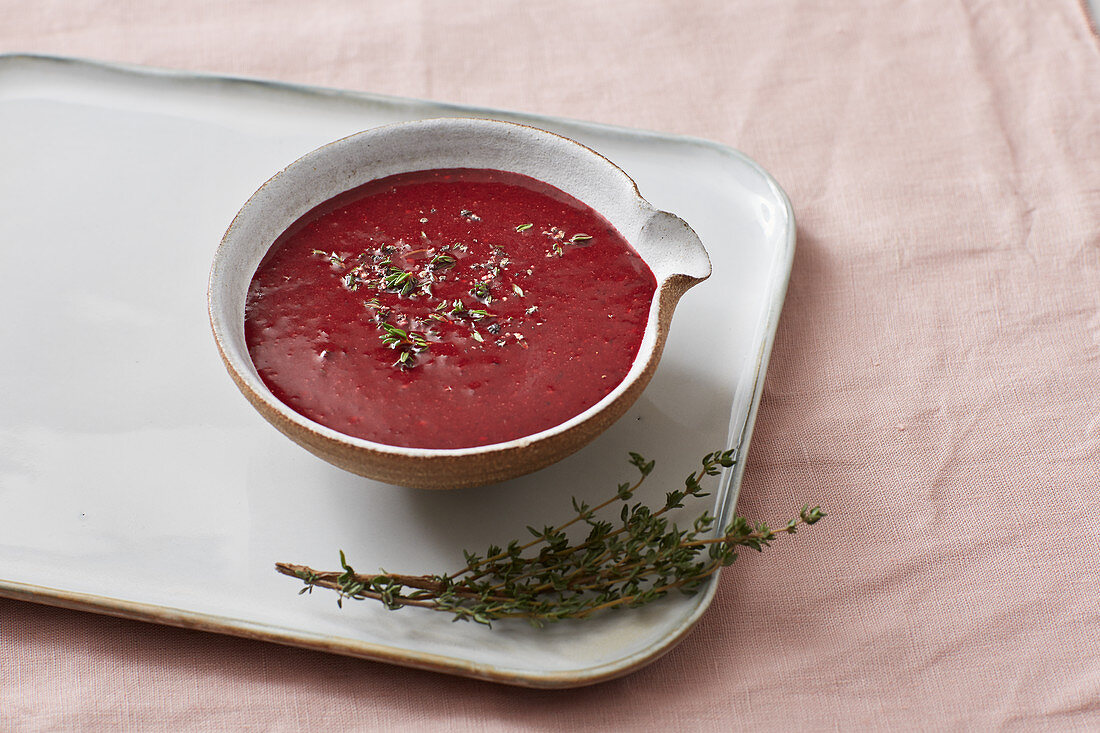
3;0;1100;729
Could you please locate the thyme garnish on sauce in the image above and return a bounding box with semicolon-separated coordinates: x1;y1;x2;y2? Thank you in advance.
377;322;431;369
428;252;456;270
276;450;824;627
311;249;346;267
469;282;492;302
310;214;588;370
448;299;492;321
381;266;421;297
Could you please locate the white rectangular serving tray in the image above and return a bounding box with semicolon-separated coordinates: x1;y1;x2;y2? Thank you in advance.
0;54;794;687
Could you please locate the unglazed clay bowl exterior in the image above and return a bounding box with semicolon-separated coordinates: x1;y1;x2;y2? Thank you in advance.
208;118;710;489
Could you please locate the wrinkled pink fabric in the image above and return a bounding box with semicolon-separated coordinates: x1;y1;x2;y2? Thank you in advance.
3;0;1100;728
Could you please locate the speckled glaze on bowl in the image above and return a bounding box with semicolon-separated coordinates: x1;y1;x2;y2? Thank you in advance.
209;118;710;489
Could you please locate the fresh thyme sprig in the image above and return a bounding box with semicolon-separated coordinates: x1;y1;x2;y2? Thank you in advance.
381;266;421;296
276;450;824;627
378;322;431;368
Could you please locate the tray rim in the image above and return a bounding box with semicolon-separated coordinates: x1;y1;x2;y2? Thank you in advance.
0;52;797;688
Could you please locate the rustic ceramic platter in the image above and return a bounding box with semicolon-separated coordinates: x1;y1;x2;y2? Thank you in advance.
0;54;794;687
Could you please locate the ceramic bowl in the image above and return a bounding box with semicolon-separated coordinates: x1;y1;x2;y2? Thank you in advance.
208;118;710;489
